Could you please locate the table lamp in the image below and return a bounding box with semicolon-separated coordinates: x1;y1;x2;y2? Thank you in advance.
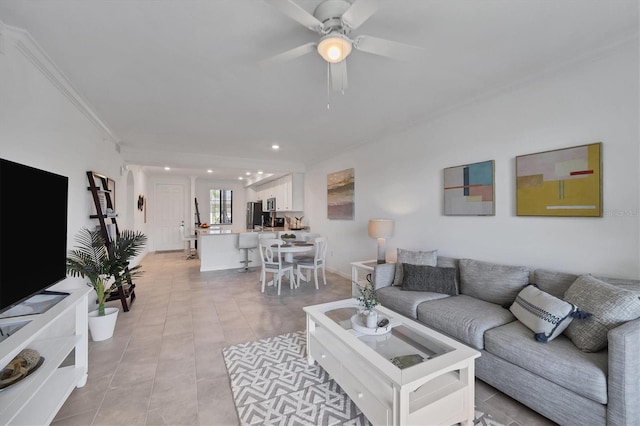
368;219;394;264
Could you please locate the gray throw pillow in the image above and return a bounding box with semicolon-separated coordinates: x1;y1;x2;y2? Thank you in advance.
400;263;459;295
459;259;529;306
392;248;437;286
564;275;640;352
510;285;583;342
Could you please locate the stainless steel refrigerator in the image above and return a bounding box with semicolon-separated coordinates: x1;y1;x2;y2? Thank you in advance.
246;202;263;229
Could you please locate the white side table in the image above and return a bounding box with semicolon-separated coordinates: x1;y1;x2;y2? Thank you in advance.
350;260;377;297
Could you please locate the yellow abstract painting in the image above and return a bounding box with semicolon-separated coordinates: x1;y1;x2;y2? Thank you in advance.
516;143;602;217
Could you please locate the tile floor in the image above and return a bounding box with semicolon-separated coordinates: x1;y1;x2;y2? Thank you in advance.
52;251;557;426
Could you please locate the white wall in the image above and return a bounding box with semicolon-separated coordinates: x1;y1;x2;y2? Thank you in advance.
145;174;248;251
195;178;247;228
0;23;146;292
306;38;639;279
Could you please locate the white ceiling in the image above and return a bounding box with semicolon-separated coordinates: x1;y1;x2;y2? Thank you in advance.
0;0;637;181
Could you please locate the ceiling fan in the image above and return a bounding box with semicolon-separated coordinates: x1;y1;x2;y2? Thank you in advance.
263;0;423;92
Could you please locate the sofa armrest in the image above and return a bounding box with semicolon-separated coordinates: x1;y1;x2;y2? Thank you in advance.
607;317;640;425
372;263;396;290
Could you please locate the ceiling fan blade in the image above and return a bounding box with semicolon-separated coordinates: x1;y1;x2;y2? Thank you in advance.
341;0;378;30
260;42;317;66
330;60;348;92
265;0;324;32
354;35;424;61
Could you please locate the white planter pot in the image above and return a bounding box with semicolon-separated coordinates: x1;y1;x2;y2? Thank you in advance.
88;307;119;341
366;311;378;328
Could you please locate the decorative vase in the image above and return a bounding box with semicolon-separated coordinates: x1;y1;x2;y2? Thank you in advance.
366;310;378;328
88;307;119;341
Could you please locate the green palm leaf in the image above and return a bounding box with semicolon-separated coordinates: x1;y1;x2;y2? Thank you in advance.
66;228;147;315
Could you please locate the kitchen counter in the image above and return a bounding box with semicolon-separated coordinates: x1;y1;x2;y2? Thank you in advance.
197;229;260;272
197;228;251;235
253;226;310;232
196;227;311;272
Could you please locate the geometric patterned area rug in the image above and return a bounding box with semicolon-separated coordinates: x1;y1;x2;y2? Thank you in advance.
223;331;505;426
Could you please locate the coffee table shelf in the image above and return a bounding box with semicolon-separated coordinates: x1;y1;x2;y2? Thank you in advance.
304;299;480;426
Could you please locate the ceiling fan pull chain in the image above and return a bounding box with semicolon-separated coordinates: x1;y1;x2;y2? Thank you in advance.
326;62;331;110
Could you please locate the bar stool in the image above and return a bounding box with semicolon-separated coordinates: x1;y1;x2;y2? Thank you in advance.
179;224;197;259
238;232;259;272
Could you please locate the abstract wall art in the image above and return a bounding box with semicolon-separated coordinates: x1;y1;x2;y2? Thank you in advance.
444;160;495;216
327;168;354;220
516;142;602;217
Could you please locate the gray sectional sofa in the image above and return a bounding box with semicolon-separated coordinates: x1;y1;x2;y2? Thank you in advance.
372;256;640;426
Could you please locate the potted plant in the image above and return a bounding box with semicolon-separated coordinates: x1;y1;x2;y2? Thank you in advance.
66;228;147;341
356;281;379;328
281;233;296;244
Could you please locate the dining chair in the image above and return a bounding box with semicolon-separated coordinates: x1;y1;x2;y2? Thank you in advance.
259;239;296;295
179;224;197;259
300;232;320;241
295;236;327;289
293;232;320;261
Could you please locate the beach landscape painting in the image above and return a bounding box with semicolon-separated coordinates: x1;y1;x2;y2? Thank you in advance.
327;168;355;220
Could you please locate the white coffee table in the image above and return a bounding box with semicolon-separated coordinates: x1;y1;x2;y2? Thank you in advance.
304;299;480;426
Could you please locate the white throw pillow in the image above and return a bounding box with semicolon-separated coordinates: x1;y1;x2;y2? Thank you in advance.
510;285;584;342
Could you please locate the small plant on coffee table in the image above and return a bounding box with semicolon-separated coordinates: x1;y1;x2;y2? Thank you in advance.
355;282;378;312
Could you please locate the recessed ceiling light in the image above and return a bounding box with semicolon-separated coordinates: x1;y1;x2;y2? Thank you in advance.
238;177;243;180
258;170;264;175
271;144;280;150
164;167;171;171
207;169;213;173
245;172;251;176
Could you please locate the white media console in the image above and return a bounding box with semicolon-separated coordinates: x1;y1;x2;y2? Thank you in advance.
0;286;91;425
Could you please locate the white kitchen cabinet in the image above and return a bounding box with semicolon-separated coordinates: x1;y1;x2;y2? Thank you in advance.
290;173;304;211
274;182;285;212
258;187;268;210
0;287;91;425
279;174;292;211
255;174;304;212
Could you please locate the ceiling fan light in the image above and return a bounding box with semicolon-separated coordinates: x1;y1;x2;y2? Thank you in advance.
317;34;352;63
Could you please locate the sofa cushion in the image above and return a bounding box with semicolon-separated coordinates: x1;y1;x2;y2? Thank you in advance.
533;269;579;299
376;286;449;319
594;276;640;292
392;248;437;286
510;285;582;342
459;259;529;306
436;256;459;269
401;263;459;295
484;321;608;404
416;295;515;349
372;263;396;290
564;275;640;352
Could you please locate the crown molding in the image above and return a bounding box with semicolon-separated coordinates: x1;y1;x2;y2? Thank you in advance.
1;21;121;145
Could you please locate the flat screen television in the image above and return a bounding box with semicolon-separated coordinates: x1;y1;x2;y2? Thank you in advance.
0;158;68;313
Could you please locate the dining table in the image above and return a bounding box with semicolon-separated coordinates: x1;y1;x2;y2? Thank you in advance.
279;241;314;263
265;240;315;288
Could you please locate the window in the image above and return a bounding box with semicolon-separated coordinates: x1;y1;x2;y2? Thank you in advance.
210;189;233;224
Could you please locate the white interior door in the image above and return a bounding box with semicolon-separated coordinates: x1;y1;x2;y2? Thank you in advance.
155;183;185;251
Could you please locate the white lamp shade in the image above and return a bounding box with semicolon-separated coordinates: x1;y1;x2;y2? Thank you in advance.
368;219;394;239
317;33;353;63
